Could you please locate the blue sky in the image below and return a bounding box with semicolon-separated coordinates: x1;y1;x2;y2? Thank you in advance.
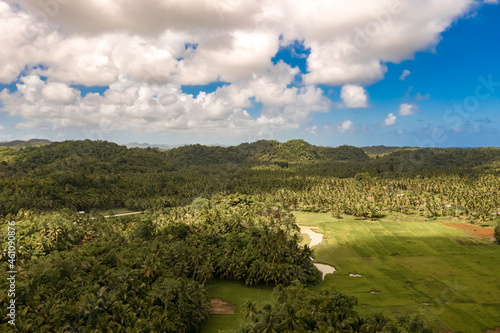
0;0;499;147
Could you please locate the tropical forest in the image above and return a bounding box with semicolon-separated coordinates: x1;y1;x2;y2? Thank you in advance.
1;139;499;333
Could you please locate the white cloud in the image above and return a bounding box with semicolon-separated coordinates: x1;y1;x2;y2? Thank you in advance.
341;85;368;108
415;92;431;101
398;103;417;116
338;120;353;133
1;0;482;87
0;64;331;138
0;0;491;138
399;69;411;81
289;0;476;85
41;82;79;103
384;113;397;126
0;125;4;130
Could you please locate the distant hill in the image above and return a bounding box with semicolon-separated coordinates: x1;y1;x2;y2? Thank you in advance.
126;142;230;150
126;142;181;150
164;139;370;166
1;139;499;214
0;139;52;147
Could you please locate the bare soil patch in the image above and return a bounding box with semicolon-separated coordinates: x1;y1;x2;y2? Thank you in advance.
209;298;236;314
444;223;494;238
487;327;500;333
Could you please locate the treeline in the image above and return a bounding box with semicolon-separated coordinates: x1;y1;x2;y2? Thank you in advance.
276;174;500;223
234;282;431;333
0;196;320;332
1;140;500;219
0;139;51;148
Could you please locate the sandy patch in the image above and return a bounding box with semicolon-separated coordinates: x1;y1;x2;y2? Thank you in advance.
314;263;336;279
299;225;323;247
299;225;336;280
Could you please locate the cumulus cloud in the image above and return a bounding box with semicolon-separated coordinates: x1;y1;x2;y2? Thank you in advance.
384;113;397;126
0;0;490;138
398;103;417;116
338;120;353;133
341;85;368;108
41;82;79;103
0;63;330;138
399;69;411;81
1;0;482;87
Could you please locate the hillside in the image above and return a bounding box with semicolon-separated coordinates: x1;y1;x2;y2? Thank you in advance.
0;139;499;333
1;139;500;215
164;139;370;166
0;138;51;147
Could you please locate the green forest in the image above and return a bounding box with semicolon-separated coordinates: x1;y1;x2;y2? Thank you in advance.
1;139;499;332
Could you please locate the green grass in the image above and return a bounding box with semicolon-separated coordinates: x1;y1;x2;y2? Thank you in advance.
200;280;274;333
294;211;500;333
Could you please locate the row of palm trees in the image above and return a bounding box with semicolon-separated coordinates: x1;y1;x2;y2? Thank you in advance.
274;175;500;223
236;282;431;333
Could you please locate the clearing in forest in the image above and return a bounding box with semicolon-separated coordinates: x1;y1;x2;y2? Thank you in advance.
294;211;500;333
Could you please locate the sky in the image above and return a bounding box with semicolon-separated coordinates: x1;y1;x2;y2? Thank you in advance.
0;0;499;147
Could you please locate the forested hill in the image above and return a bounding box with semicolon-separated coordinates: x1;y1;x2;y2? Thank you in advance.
2;139;369;170
1;139;500;215
164;139;370;166
0;138;51;147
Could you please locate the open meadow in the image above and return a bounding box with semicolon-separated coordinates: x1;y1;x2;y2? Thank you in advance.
295;212;500;333
201;212;499;333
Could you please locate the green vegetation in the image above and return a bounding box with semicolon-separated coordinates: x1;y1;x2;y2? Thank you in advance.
232;282;431;333
0;139;51;148
295;212;500;333
0;139;499;332
201;281;274;332
1;139;500;218
0;196;321;332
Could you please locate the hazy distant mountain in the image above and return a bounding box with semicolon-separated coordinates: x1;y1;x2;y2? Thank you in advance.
0;139;52;147
126;142;230;149
126;142;182;150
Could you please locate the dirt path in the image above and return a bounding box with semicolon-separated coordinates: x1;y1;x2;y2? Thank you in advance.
104;211;144;218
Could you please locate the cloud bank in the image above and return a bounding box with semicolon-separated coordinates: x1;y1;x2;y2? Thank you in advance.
0;0;485;139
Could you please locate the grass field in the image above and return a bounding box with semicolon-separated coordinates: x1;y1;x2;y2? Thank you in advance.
200;212;499;332
200;281;274;332
295;212;500;333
